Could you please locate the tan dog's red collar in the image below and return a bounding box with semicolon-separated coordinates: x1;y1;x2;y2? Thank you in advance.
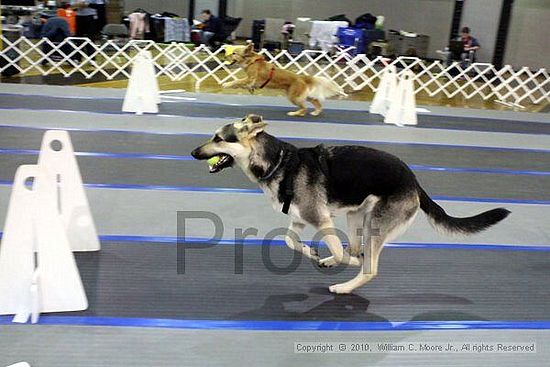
259;66;276;89
249;57;276;89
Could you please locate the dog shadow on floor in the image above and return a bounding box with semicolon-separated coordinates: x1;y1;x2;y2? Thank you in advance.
232;287;388;322
233;286;479;322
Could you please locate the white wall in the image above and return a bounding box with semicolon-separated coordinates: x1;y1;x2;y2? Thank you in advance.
124;0;189;16
505;0;550;69
231;0;292;34
230;0;455;59
461;0;503;63
194;0;219;18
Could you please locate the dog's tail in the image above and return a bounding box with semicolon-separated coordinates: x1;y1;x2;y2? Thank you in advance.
308;77;348;101
417;184;510;234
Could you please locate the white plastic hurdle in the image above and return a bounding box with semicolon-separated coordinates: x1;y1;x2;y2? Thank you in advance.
370;67;417;127
369;65;397;116
385;70;418;127
122;50;161;115
0;130;98;323
38;131;100;252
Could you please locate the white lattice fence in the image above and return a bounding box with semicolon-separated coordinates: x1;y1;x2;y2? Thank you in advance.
1;36;549;108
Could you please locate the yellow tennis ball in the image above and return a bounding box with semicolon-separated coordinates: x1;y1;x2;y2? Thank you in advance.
207;156;220;166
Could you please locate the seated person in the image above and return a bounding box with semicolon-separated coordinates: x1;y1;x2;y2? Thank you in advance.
40;12;70;41
460;26;480;63
196;9;223;46
39;12;71;65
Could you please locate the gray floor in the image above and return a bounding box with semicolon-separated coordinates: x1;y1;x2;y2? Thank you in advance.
1;326;547;367
0;83;549;366
44;243;550;321
0;186;546;246
2;109;549;151
1;93;549;134
1;125;548;171
2;82;550;122
0;126;547;202
0;151;548;201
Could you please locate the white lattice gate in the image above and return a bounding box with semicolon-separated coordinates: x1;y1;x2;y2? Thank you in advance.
1;36;548;108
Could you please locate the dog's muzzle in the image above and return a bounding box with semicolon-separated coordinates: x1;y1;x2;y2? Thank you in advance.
191;148;234;173
208;154;234;173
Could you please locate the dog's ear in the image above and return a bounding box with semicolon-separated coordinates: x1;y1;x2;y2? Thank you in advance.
246;114;263;124
247;121;268;137
242;114;267;137
244;42;254;55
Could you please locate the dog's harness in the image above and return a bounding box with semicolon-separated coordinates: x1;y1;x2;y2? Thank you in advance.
257;148;293;214
275;145;330;215
279;166;294;215
253;57;276;89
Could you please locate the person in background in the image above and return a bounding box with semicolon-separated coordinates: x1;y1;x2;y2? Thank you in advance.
86;0;107;33
281;21;295;49
75;1;98;38
57;2;77;35
40;12;70;41
39;12;70;65
74;1;99;61
197;9;222;46
460;26;480;64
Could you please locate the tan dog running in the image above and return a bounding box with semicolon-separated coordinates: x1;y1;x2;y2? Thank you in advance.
222;43;347;116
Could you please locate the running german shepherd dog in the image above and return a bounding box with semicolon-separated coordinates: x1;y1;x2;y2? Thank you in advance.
222;43;347;116
191;115;510;294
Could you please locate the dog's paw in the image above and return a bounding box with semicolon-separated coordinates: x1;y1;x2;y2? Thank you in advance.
317;256;337;268
309;247;320;261
287;110;306;117
310;110;322;116
329;283;353;294
347;248;362;257
348;255;363;267
304;247;321;266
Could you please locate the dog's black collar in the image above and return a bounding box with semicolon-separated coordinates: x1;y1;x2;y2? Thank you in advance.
258;148;285;182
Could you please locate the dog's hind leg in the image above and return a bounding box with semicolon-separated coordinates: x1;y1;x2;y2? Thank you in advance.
287;83;308;116
307;97;323;116
329;238;384;294
319;197;378;267
317;218;362;267
318;210;365;267
319;211;365;268
329;193;420;294
287;98;307;117
285;221;320;261
346;196;380;256
346;210;366;256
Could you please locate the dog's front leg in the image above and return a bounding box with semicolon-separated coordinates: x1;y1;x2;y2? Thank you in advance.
284;221;319;261
317;218;362;268
244;71;259;93
221;77;249;89
246;79;258;94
